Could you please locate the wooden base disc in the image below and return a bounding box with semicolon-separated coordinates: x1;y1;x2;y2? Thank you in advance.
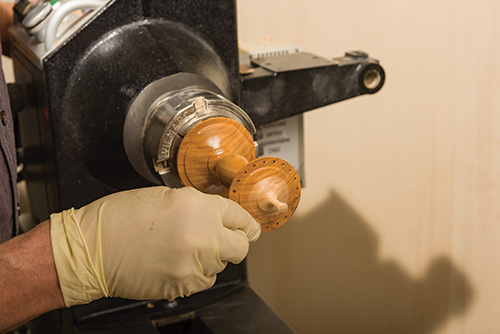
228;157;301;232
177;117;256;196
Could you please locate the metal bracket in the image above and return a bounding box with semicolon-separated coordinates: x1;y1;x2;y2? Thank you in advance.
240;51;385;126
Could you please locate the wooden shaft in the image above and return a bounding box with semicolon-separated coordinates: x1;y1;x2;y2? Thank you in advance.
215;154;248;188
252;176;289;215
258;192;289;214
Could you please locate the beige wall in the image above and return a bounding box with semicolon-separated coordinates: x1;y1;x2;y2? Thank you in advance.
239;0;500;333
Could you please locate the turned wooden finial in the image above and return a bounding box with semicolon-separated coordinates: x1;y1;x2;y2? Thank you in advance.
177;117;301;231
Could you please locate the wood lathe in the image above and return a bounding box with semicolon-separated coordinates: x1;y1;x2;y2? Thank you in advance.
8;0;384;331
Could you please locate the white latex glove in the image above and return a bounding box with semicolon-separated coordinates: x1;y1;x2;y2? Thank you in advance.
50;186;261;307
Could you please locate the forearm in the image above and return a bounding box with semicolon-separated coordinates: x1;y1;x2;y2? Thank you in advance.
0;220;65;333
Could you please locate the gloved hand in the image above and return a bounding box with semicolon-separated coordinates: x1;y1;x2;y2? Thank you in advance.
50;186;261;307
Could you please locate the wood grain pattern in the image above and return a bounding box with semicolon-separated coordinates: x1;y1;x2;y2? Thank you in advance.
177;117;301;230
215;153;249;188
229;157;301;231
177;117;255;197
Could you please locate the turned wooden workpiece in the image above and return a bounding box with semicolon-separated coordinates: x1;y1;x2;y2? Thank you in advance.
177;117;301;231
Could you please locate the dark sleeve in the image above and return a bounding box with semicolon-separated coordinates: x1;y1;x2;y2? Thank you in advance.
0;44;19;243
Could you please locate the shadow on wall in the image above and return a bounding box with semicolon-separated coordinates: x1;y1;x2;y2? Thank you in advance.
248;189;474;334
